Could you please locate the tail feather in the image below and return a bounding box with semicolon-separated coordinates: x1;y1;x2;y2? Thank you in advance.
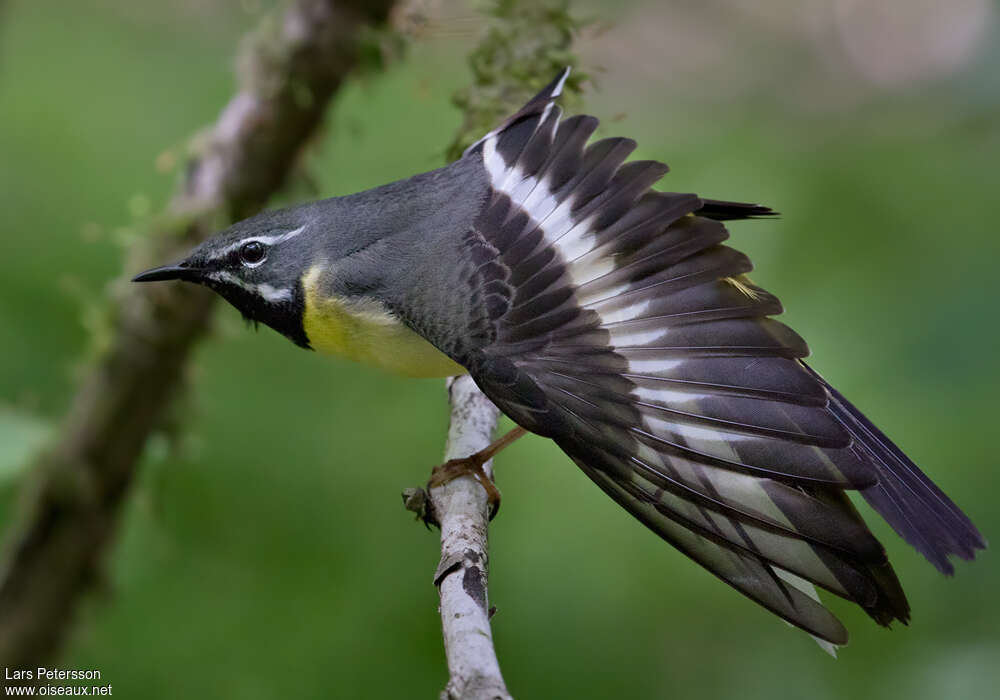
804;364;986;574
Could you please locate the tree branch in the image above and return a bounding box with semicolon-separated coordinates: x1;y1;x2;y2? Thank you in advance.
432;376;510;700
0;0;400;669
403;3;585;698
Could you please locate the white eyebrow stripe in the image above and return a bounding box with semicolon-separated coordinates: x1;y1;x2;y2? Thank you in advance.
213;224;307;259
208;271;293;303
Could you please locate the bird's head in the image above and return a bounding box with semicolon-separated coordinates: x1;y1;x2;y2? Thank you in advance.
134;206;315;347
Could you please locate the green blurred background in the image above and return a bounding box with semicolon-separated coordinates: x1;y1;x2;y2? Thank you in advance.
1;0;998;697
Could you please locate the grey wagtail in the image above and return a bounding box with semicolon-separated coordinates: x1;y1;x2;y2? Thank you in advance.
135;69;983;647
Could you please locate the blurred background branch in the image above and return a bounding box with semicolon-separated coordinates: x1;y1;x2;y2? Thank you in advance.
0;0;400;670
446;0;585;160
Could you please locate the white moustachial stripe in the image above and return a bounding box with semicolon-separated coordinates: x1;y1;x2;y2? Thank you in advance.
209;270;293;303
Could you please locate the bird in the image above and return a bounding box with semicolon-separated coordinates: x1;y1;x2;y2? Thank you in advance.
134;68;984;649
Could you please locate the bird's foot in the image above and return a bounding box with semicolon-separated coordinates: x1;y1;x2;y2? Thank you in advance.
428;455;502;520
426;427;526;521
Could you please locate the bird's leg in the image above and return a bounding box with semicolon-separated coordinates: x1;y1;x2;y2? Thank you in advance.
428;426;527;520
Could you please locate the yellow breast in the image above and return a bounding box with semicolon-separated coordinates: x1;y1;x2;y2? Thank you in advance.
301;266;467;378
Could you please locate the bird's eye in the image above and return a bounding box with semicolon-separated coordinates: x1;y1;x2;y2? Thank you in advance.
239;241;267;266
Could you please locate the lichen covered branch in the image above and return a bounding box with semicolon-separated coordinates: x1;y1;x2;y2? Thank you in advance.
0;0;399;669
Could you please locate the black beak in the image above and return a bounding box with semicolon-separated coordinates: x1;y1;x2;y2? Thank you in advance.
132;262;200;283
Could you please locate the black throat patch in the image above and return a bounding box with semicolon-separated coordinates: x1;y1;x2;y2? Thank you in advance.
212;277;310;349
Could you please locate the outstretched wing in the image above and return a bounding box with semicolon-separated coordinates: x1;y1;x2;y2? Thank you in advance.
432;70;984;645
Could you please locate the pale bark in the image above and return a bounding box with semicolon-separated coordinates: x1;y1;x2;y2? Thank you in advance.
433;376;510;700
